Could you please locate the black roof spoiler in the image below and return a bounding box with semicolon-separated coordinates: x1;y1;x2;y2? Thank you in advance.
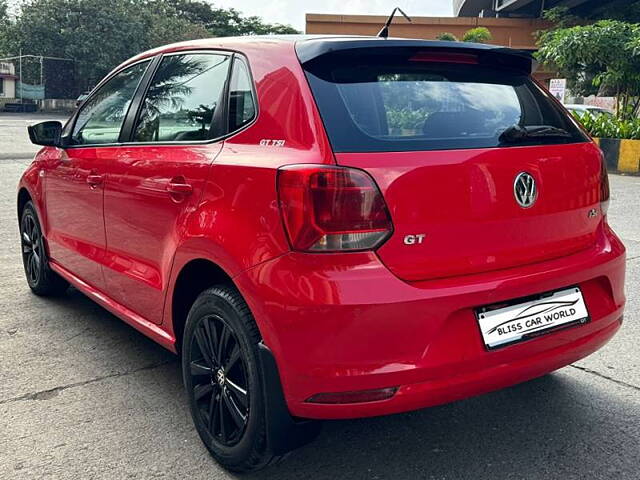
295;38;537;74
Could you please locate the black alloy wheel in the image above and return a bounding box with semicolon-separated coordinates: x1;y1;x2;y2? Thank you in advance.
189;313;250;446
21;210;43;287
19;201;68;296
183;286;279;472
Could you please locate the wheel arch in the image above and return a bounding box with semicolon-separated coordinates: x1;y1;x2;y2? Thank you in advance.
173;258;321;457
17;187;32;220
169;257;236;354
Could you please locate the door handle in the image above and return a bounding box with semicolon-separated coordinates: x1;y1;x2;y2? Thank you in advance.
167;181;193;196
86;174;104;187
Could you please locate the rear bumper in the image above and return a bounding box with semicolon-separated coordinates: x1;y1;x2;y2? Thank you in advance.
235;224;625;420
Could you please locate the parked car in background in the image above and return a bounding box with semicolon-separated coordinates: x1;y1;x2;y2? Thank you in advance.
75;90;91;107
565;104;615;118
18;36;625;472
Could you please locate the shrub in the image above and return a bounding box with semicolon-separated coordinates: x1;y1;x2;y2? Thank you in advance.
436;32;458;42
462;27;492;43
574;112;640;139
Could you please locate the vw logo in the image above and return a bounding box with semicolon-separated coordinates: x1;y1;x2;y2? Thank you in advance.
514;172;537;208
216;369;225;387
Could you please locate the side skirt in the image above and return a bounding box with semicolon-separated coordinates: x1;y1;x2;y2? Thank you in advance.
50;261;177;353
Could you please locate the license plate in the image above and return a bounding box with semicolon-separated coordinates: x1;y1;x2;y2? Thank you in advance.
476;287;589;349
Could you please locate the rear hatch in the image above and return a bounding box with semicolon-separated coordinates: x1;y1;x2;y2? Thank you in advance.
300;41;602;281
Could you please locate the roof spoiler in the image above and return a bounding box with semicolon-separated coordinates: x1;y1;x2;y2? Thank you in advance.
295;38;537;74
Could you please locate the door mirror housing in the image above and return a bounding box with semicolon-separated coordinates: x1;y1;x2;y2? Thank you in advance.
28;121;63;147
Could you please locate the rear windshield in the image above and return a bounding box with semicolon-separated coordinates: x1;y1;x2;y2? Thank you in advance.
302;51;588;153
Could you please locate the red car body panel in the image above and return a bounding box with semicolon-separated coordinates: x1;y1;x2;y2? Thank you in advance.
234;223;624;418
101;143;222;324
18;36;625;421
339;142;603;281
44;147;109;290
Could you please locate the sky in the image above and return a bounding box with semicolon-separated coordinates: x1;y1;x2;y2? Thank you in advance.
214;0;454;31
6;1;454;30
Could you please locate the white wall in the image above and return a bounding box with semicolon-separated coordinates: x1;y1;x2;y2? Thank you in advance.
0;78;16;98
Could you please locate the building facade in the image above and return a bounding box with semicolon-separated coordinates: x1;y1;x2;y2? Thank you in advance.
455;0;618;18
0;62;17;100
306;14;550;50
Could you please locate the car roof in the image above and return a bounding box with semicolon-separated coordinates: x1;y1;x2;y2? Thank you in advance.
123;35;536;73
144;34;508;49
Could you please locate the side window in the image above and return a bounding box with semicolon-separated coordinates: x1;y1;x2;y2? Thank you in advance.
133;53;231;142
228;57;256;133
72;61;149;145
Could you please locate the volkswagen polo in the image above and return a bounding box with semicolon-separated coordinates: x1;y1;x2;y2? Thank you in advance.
18;36;625;472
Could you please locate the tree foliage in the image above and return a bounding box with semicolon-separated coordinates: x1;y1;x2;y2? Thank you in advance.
537;20;640;120
0;0;299;92
462;27;492;44
436;32;458;42
0;0;9;54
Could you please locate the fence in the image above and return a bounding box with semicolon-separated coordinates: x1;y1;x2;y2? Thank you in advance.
0;54;77;104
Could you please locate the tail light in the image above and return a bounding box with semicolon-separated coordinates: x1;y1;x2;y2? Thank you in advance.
277;165;393;252
600;152;610;216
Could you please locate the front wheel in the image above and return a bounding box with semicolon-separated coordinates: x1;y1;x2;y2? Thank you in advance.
20;201;68;296
182;286;279;472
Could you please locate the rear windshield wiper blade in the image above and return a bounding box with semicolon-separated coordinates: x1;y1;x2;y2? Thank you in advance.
499;125;572;144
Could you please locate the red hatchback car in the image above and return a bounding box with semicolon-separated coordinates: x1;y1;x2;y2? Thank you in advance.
18;36;625;471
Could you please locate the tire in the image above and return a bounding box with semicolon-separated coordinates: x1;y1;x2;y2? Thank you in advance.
182;286;279;472
20;201;68;296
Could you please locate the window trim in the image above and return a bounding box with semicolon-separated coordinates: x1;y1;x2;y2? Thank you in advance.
62;49;260;149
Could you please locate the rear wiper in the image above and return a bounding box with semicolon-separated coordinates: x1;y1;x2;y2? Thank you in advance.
499;125;572;144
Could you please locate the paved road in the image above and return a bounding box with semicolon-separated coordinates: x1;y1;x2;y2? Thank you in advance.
1;115;639;479
0;113;70;160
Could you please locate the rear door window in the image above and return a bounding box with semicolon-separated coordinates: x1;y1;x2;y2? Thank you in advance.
303;51;587;153
133;53;231;142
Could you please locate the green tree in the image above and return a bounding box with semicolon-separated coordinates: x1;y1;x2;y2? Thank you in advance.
160;0;298;36
537;20;640;120
3;0;299;92
0;0;10;55
462;27;492;44
436;32;458;42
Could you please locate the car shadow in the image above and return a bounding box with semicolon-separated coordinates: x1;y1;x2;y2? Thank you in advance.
247;367;637;480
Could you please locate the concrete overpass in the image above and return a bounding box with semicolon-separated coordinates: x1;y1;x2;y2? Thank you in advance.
454;0;615;18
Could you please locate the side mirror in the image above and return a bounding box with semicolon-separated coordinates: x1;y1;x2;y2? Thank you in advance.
27;121;63;147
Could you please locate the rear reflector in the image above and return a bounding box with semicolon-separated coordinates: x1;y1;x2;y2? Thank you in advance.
277;165;393;252
306;387;398;404
599;150;610;215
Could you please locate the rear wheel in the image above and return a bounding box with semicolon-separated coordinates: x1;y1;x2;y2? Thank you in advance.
182;286;279;472
20;201;68;296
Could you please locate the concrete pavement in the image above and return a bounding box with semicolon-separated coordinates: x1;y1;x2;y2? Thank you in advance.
0;113;69;160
